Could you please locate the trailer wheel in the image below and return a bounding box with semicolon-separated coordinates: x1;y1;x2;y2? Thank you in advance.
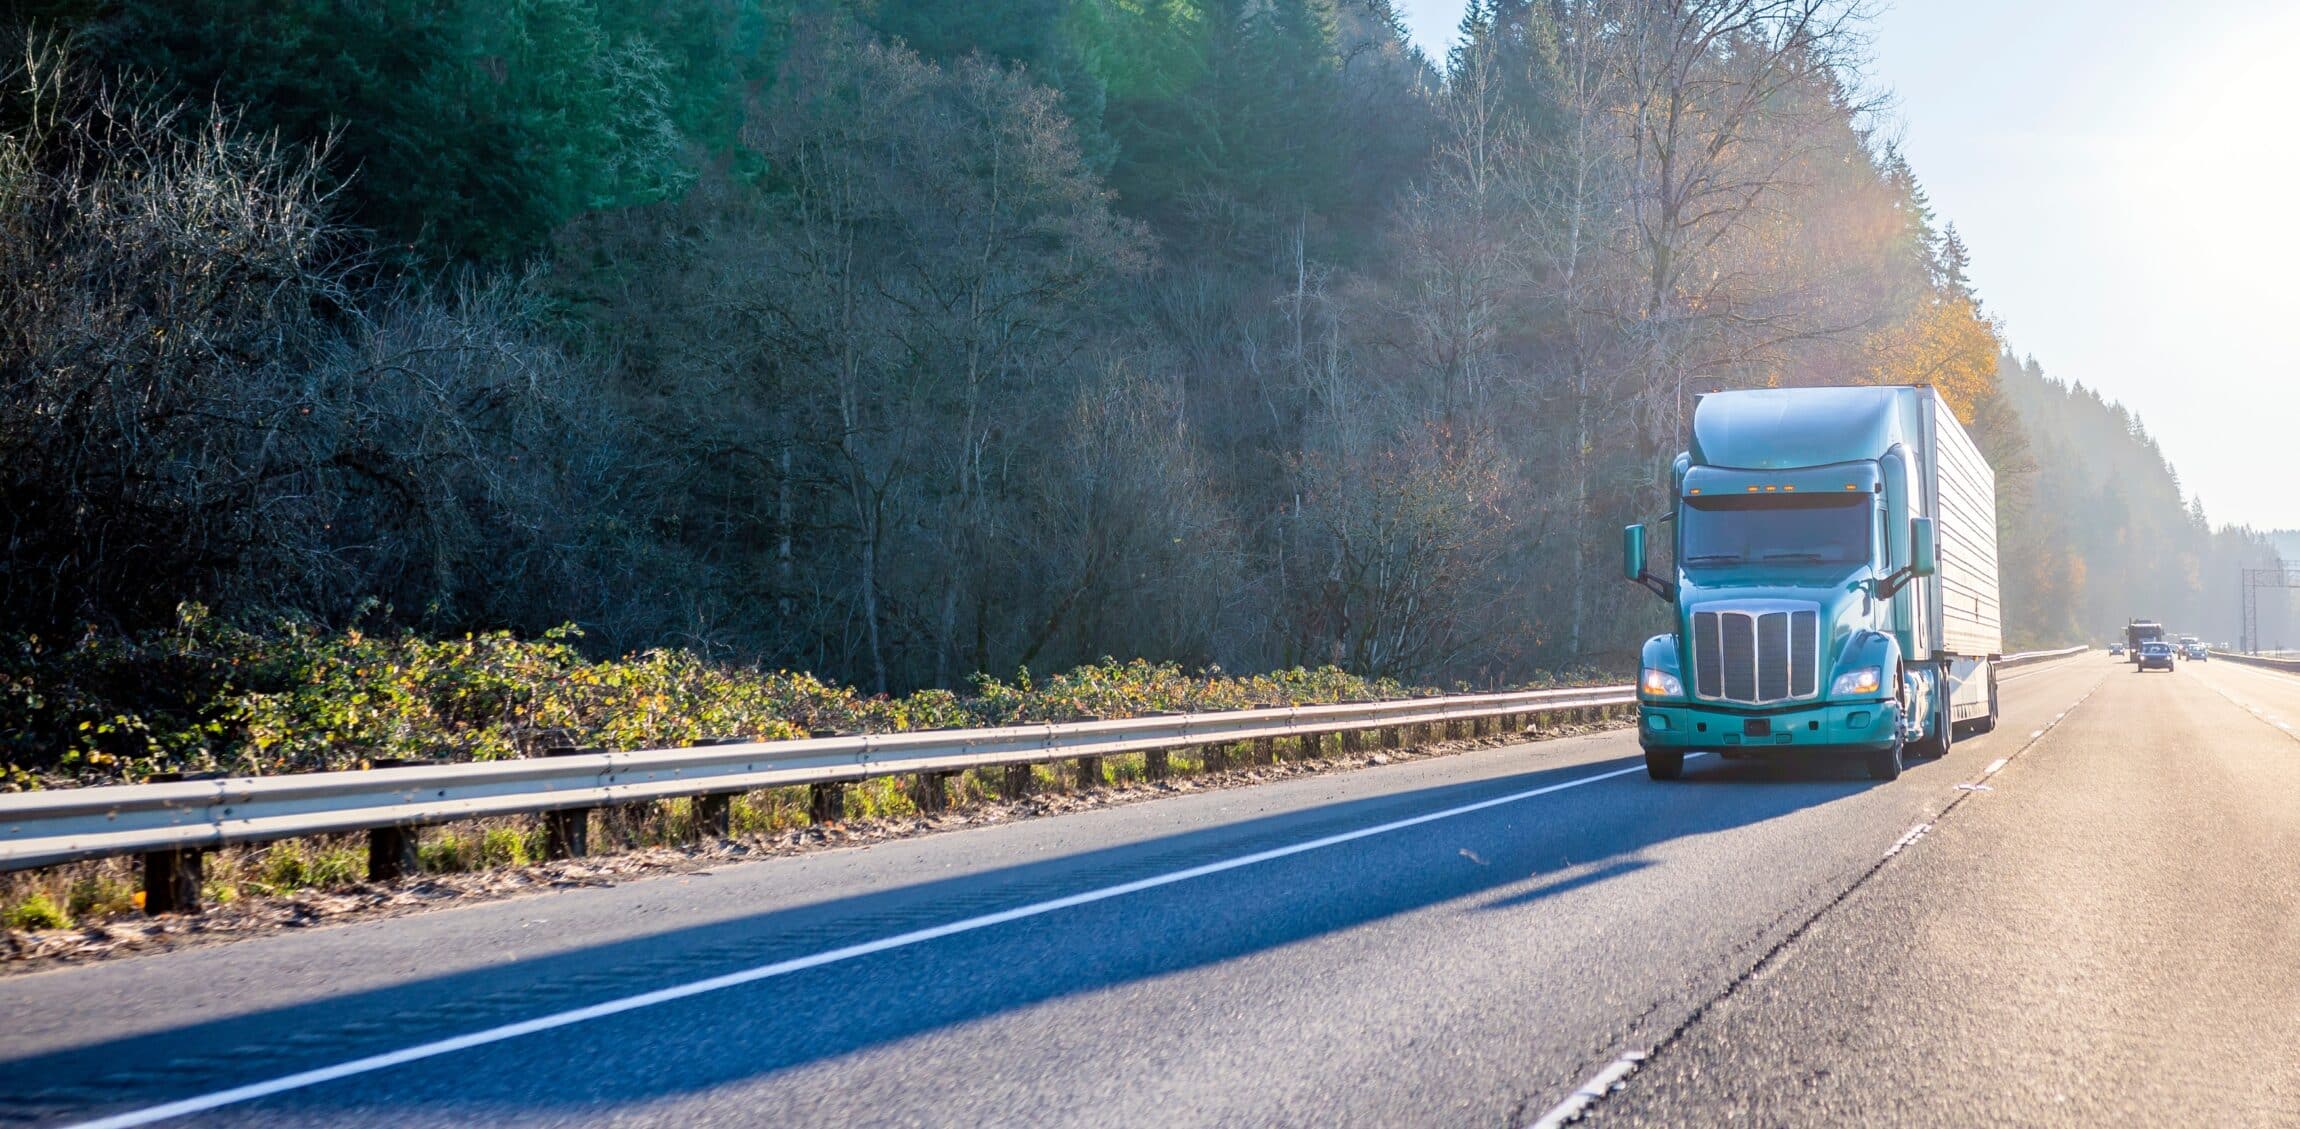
1643;747;1684;780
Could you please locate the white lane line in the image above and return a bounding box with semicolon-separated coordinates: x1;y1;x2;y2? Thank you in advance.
1524;673;2107;1127
1527;671;2106;1129
1527;1051;1649;1129
1968;679;2096;789
1883;821;1932;859
64;756;1689;1129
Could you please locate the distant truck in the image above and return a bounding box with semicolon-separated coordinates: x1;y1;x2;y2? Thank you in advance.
2125;620;2164;665
1624;385;2002;782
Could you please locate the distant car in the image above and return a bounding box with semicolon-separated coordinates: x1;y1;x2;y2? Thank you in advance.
2183;642;2209;661
2108;642;2125;656
2138;641;2175;671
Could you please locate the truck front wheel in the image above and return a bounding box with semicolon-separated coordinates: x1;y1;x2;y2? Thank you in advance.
1644;747;1684;780
1866;739;1904;781
1910;670;1953;760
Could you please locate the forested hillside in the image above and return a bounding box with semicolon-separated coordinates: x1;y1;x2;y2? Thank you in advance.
0;0;2273;707
1995;356;2285;647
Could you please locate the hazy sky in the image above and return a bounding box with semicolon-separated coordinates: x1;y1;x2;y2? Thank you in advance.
1392;0;2300;532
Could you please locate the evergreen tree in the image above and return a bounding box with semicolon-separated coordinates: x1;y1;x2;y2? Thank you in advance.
87;0;686;263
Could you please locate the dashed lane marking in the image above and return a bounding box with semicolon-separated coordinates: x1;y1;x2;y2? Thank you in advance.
1883;822;1932;858
1523;672;2107;1128
1526;1051;1648;1129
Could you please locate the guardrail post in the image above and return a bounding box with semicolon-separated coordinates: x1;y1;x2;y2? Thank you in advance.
542;746;598;859
1253;737;1275;766
693;794;733;839
682;739;746;842
544;808;589;860
367;827;420;881
1298;731;1322;759
1203;743;1229;773
364;757;435;880
1000;764;1032;800
142;848;203;915
911;771;951;812
139;770;221;913
1144;749;1170;781
809;782;846;825
1075;755;1105;789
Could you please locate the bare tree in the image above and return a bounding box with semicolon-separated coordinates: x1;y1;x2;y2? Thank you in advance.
737;21;1148;691
1603;0;1870;456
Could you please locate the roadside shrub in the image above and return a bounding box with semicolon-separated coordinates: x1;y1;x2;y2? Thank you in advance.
249;841;365;894
419;832;473;874
477;827;530;869
4;893;69;930
66;875;138;919
2;610;1590;791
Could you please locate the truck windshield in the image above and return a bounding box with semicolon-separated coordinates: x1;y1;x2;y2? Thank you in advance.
1680;494;1872;568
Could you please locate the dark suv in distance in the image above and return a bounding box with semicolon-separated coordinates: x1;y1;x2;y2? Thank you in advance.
2137;641;2176;671
2183;641;2209;661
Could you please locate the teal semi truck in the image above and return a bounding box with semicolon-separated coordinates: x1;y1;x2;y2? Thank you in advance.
1622;385;2003;782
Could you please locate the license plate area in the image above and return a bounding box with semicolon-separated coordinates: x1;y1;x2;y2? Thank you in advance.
1743;718;1772;737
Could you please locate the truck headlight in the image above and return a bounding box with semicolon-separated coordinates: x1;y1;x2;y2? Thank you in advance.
1640;667;1683;697
1831;666;1883;696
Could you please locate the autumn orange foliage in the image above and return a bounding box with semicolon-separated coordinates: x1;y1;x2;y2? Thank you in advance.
1860;294;2002;422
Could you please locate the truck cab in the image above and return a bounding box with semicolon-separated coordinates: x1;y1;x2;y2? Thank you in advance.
1623;386;2002;782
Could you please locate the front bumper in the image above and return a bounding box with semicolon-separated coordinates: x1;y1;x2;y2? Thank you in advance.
1637;699;1903;753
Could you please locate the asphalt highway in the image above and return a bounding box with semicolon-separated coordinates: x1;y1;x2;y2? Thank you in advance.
6;651;2286;1127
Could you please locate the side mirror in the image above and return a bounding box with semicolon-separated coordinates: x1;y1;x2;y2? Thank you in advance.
1909;517;1937;578
1623;523;1673;601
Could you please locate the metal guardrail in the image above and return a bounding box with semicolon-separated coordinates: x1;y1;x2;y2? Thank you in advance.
0;644;2096;909
2208;650;2300;671
0;684;1634;881
2000;645;2088;667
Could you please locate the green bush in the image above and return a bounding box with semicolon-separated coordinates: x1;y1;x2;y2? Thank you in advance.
4;607;1580;792
250;841;366;894
65;875;138;919
5;892;70;930
478;827;531;869
420;832;473;874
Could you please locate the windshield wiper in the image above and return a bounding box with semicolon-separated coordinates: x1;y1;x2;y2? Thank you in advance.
1685;554;1745;564
1759;551;1830;562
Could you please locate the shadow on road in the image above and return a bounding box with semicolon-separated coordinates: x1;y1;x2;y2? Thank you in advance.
1;745;1903;1123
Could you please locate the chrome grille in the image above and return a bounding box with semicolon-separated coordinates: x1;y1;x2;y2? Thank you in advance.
1692;606;1820;705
